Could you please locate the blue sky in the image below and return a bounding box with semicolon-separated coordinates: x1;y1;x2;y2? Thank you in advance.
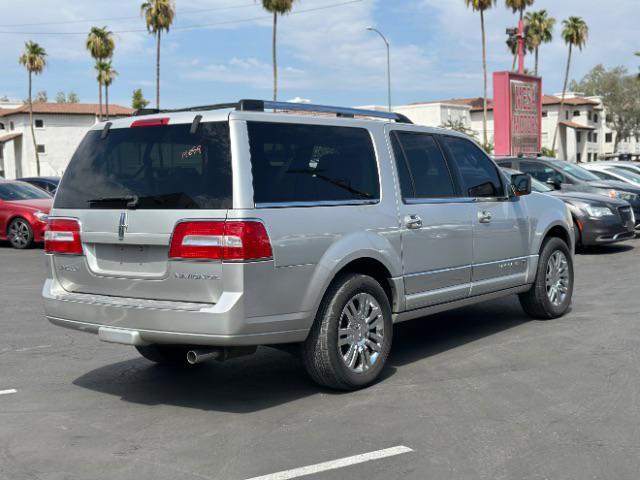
0;0;638;109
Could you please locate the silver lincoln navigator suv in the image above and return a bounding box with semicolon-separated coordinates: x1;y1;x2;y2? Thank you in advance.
44;100;575;390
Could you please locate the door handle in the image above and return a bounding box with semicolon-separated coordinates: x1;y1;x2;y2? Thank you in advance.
404;214;423;230
478;211;492;224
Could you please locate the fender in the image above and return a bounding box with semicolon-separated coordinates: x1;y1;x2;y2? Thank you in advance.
300;230;403;320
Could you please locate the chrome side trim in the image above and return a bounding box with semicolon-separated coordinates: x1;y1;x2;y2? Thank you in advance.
255;199;379;209
404;198;478;205
404;264;471;279
404;255;537;280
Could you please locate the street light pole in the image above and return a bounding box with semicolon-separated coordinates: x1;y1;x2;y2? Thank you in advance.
366;26;391;112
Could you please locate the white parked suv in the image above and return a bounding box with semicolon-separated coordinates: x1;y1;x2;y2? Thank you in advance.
43;100;575;390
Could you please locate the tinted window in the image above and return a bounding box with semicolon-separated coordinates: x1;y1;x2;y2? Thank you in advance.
547;160;600;181
441;136;503;197
0;182;51;200
54;122;232;209
519;161;564;184
391;132;456;199
247;122;379;204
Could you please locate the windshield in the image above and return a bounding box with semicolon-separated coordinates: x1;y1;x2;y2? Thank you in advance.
530;177;552;193
0;182;51;201
54;122;232;210
607;167;640;183
547;159;601;181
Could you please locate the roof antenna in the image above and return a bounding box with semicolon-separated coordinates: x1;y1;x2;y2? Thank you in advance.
190;114;202;134
101;122;112;139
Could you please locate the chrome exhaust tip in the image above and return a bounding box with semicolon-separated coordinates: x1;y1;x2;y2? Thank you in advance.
186;349;222;365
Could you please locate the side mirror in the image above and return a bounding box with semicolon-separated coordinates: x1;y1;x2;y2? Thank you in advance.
511;173;532;196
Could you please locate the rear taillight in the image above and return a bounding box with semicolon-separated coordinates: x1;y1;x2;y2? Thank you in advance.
45;219;83;255
169;221;272;261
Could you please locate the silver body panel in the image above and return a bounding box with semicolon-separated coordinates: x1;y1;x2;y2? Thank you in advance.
44;109;573;346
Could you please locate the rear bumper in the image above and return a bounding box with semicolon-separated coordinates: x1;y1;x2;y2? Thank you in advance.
43;279;310;347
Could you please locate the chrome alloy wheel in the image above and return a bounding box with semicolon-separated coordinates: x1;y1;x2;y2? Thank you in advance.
545;251;570;306
8;220;30;248
338;292;385;373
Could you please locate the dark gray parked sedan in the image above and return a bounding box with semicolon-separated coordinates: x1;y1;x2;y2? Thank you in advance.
504;168;636;247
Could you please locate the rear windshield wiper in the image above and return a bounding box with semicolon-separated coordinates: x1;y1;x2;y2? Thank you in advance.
88;194;139;209
287;169;374;199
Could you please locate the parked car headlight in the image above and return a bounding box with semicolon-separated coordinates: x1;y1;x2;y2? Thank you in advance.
584;205;614;218
33;211;49;223
601;189;638;202
617;191;638;202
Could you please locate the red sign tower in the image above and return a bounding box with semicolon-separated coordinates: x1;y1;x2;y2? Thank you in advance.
493;19;542;157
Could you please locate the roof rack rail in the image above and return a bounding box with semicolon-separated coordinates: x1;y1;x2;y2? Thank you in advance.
134;99;413;123
237;99;413;124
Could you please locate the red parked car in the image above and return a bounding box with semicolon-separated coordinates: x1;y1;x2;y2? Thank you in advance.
0;180;52;249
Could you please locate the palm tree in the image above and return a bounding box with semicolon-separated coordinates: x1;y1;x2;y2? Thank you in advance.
505;0;535;70
18;41;47;176
260;0;296;101
141;0;175;109
86;26;115;120
97;61;118;120
465;0;496;148
552;16;588;152
525;10;555;76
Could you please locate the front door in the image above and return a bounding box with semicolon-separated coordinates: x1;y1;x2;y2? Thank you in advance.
440;136;532;296
388;128;474;310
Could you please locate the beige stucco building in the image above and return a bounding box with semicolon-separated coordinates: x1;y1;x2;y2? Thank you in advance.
391;93;639;163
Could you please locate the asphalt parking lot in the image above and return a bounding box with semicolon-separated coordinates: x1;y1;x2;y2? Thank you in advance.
2;242;640;480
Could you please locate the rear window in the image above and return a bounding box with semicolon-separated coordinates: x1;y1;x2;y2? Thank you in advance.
247;122;379;205
54;122;232;209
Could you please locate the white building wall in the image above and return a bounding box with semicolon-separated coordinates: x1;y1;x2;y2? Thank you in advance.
1;113;97;178
394;103;471;129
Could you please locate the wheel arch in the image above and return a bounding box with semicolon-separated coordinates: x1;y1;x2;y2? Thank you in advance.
300;232;404;329
540;222;573;253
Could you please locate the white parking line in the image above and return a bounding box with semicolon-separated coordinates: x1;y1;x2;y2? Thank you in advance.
0;389;17;396
244;445;413;480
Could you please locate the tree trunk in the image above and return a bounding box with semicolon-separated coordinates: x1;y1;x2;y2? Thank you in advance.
534;47;539;76
552;44;573;154
98;82;103;121
156;29;161;109
272;12;278;102
481;10;488;148
105;84;110;120
28;72;40;176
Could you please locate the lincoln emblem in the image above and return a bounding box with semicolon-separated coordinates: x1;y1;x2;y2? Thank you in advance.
118;212;128;241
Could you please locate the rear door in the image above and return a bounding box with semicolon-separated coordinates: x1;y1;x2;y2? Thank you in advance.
440;136;531;296
388;128;474;309
50;119;233;304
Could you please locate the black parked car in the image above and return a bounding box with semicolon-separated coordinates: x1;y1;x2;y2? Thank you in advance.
496;157;640;230
17;176;60;195
503;168;636;247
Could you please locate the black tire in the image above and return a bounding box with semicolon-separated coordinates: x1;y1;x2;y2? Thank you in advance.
302;274;393;391
519;237;574;320
135;344;195;368
8;218;34;249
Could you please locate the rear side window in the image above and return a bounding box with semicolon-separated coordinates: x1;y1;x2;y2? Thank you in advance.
54;122;232;209
247;122;379;205
440;136;504;198
519;161;564;184
390;131;456;200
